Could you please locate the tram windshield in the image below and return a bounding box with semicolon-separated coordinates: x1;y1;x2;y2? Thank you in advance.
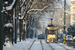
49;30;56;34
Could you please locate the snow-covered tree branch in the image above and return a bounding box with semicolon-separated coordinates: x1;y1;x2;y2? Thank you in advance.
6;0;16;10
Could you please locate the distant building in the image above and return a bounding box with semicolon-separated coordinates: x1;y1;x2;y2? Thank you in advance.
71;0;75;25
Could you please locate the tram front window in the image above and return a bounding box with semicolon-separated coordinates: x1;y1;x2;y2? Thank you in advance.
49;30;56;34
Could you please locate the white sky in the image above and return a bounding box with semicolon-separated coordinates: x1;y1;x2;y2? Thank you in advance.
62;0;71;6
66;0;71;6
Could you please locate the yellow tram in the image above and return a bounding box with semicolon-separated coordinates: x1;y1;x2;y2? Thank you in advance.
45;25;58;43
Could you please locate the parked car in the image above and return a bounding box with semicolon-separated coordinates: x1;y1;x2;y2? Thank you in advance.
73;36;75;42
38;34;45;39
66;35;73;42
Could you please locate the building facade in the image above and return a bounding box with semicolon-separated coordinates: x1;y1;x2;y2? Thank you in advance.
71;0;75;25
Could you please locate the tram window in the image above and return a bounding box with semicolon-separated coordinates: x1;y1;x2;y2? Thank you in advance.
49;30;56;34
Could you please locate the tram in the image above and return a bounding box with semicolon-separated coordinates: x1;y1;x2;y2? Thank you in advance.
45;24;58;43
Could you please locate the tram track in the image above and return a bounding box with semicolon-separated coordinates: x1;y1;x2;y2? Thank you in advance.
57;43;73;50
51;43;69;50
40;40;55;50
46;43;72;50
28;40;35;50
58;44;69;50
40;40;44;50
23;40;74;50
47;43;55;50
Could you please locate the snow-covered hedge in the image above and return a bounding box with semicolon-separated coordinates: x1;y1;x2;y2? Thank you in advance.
67;23;75;35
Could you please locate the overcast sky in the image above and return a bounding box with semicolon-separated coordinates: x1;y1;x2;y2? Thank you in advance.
66;0;71;6
62;0;71;6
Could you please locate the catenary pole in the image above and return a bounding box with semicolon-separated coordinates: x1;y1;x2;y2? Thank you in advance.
64;0;66;34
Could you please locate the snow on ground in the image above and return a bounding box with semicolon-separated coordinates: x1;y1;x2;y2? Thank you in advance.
3;39;75;50
14;39;34;50
50;43;66;50
59;43;75;50
3;38;35;50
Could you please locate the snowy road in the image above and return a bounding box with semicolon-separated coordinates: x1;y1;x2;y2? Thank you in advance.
3;39;75;50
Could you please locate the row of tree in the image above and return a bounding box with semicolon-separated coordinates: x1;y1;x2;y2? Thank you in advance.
3;0;34;46
3;0;17;45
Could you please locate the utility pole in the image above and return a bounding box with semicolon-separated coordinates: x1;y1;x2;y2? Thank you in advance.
33;17;35;38
64;0;66;34
15;6;17;44
0;0;3;50
15;0;20;42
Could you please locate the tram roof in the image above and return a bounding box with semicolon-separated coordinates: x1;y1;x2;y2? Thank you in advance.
48;24;56;27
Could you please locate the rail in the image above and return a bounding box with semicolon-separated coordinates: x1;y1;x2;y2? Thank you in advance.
47;43;55;50
57;43;73;50
28;40;35;50
40;40;44;50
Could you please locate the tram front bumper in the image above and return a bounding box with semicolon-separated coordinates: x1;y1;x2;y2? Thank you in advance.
47;39;57;43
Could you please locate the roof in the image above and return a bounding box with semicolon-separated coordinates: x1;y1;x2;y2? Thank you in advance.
48;24;56;27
